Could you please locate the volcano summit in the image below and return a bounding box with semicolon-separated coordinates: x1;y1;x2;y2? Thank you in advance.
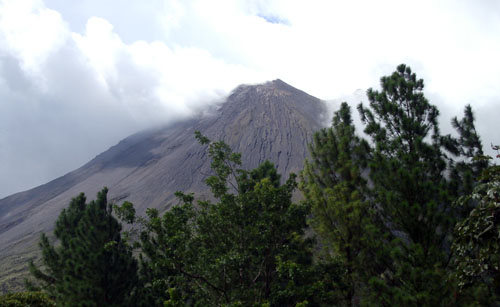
0;79;328;291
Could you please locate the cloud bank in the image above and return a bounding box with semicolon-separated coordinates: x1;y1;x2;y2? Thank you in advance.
0;0;499;197
0;0;265;197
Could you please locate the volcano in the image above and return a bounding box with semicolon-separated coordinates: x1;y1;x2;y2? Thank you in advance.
0;79;328;291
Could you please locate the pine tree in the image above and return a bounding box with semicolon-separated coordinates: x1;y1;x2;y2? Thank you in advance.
300;102;382;304
448;105;488;200
28;188;138;306
303;64;486;305
356;64;456;305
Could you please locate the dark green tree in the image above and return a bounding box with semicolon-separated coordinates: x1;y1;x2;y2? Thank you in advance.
138;133;338;306
28;188;139;306
448;105;488;204
356;64;457;305
300;102;383;305
303;64;486;305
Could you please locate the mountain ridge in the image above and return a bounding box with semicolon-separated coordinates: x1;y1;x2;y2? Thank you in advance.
0;79;329;291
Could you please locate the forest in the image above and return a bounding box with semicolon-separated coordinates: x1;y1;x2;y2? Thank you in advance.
2;64;499;306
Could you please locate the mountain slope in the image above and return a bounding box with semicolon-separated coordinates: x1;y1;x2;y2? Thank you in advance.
0;79;328;291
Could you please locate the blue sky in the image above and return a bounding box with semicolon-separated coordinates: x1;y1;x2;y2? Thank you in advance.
0;0;499;197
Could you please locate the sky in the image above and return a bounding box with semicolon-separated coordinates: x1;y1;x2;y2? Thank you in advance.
0;0;499;197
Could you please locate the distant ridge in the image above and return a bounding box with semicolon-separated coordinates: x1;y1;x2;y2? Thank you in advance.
0;79;328;291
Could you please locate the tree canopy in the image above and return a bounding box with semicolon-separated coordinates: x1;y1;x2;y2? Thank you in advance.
23;64;497;306
137;133;339;306
301;64;488;305
28;188;138;306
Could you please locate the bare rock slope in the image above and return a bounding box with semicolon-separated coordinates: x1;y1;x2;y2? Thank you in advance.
0;79;327;291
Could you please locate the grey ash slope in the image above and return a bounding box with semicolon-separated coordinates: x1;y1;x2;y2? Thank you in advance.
0;79;327;291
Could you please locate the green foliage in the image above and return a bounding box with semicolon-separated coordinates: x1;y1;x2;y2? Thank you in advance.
113;201;136;224
0;291;55;307
452;147;500;304
448;105;488;201
138;133;336;306
28;188;139;306
302;64;486;305
300;102;381;304
358;64;457;305
12;65;492;305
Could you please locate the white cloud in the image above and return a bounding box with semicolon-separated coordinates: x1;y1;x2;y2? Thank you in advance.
0;0;264;197
0;0;499;197
0;0;68;73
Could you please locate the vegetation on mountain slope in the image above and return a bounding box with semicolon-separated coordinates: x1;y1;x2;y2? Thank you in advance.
5;64;497;306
